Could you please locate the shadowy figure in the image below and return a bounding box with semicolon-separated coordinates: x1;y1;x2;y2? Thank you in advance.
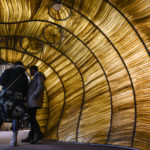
0;61;28;146
21;65;46;144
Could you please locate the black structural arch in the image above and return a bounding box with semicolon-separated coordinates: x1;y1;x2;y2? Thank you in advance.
47;1;136;146
0;3;146;145
103;0;149;145
0;20;113;143
0;35;85;141
0;1;141;146
0;46;66;141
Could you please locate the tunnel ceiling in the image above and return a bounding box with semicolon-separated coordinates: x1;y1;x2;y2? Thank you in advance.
0;0;150;150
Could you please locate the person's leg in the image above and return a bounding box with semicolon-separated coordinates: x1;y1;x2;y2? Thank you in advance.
12;119;21;132
29;108;43;144
0;109;3;129
9;119;21;146
21;107;43;144
0;118;3;130
21;108;34;143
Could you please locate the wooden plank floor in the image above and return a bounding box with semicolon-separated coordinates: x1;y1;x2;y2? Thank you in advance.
0;130;139;150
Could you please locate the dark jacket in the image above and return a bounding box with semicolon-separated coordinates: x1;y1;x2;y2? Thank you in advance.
0;65;28;97
27;72;46;108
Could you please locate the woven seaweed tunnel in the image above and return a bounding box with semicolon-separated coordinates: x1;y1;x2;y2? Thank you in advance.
0;0;150;149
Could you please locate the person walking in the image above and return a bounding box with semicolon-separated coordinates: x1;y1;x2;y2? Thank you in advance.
21;65;46;144
0;61;28;146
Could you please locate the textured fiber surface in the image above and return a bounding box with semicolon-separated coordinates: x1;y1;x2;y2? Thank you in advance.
0;0;150;149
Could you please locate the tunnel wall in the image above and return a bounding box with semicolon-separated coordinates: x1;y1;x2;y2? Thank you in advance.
0;0;150;150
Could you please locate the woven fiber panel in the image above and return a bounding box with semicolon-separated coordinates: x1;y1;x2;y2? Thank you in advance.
0;0;150;149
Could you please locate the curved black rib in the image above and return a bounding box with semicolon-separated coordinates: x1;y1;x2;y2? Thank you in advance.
0;17;132;145
0;35;85;141
0;20;112;143
44;87;51;135
103;0;148;146
0;46;66;140
0;0;139;144
104;0;149;55
48;42;85;141
54;1;136;145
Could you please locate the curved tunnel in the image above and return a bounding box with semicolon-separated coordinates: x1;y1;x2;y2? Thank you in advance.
0;0;150;149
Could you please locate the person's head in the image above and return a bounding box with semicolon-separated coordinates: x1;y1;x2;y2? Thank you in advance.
30;65;38;76
14;61;23;66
